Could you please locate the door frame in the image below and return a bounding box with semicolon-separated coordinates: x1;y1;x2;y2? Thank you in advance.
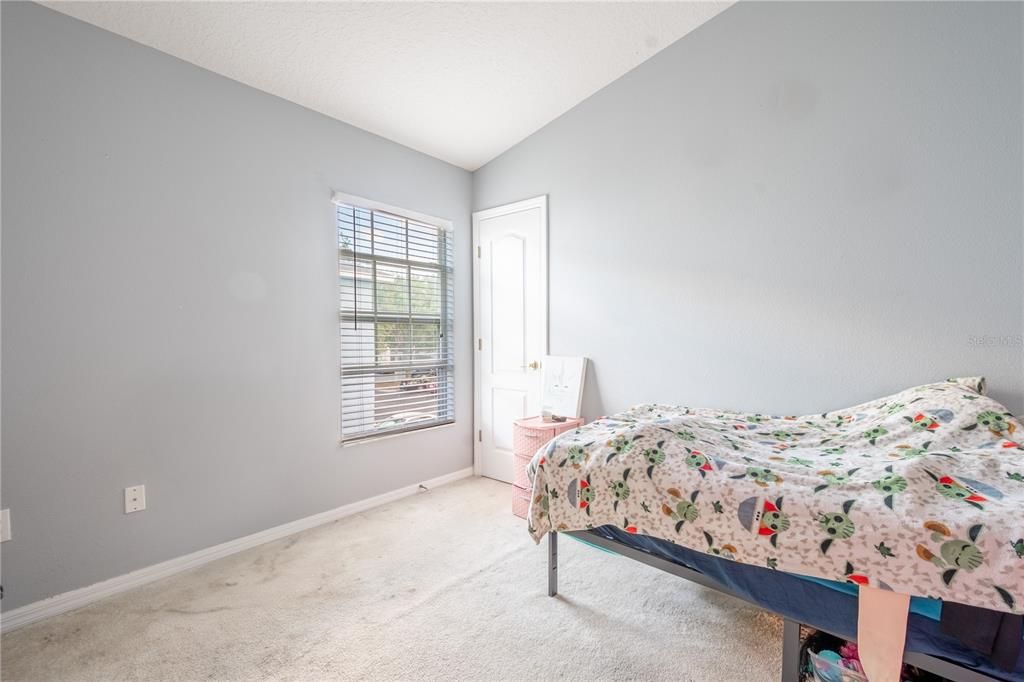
472;195;549;477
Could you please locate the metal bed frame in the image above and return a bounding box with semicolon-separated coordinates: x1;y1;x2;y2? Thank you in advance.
547;531;1004;682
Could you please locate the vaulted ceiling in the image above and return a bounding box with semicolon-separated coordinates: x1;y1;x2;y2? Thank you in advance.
43;2;732;170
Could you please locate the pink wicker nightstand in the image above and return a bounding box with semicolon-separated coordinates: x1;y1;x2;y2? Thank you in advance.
511;416;584;518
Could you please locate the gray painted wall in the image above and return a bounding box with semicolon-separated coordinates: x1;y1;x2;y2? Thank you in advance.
1;2;473;611
474;1;1024;419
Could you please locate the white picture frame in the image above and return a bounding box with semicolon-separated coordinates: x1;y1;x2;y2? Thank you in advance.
541;355;587;419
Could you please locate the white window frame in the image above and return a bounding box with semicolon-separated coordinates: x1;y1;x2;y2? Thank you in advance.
332;191;455;445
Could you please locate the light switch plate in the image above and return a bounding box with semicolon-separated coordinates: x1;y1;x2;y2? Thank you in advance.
0;509;10;542
124;485;146;513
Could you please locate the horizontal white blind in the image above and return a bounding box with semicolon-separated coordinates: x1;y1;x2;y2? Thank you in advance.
337;201;454;442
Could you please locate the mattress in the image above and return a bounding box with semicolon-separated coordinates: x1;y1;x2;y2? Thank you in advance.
587;525;1024;680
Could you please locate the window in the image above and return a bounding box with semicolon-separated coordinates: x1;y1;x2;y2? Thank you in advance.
335;194;454;442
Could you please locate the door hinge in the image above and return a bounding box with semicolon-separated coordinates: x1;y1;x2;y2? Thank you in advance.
477;338;482;351
477;245;481;258
478;429;483;442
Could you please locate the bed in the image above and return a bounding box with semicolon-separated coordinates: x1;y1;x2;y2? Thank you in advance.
527;378;1024;681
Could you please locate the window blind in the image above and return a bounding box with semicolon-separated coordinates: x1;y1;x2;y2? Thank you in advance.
336;198;454;442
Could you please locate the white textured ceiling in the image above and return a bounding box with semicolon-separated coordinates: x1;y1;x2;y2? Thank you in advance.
43;2;731;170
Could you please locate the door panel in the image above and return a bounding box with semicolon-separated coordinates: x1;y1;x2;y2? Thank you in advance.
490;235;526;373
473;197;547;483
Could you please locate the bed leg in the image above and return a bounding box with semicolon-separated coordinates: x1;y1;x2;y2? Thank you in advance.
547;532;558;597
781;618;802;682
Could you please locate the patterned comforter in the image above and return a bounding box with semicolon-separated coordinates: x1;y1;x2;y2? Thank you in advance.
527;378;1024;613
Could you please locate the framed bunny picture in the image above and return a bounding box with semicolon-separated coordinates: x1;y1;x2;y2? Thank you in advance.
540;355;587;419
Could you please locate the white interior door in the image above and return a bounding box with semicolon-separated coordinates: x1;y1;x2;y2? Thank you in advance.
473;196;548;483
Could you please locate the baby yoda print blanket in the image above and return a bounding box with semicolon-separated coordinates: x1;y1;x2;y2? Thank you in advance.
527;378;1024;613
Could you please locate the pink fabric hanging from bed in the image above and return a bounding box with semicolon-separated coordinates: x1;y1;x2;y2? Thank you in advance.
858;586;910;682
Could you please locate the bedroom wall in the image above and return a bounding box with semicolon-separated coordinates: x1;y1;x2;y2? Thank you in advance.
1;2;473;611
474;1;1024;418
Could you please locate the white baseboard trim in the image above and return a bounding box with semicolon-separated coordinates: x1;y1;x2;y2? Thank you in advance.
0;467;474;633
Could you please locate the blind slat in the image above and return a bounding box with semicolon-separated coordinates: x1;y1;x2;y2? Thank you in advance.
338;201;454;442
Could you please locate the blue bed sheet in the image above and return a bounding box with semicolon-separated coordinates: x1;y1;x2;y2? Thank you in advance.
587;526;1024;681
799;576;942;622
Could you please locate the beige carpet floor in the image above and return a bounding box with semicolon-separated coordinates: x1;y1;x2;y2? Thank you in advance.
1;477;782;681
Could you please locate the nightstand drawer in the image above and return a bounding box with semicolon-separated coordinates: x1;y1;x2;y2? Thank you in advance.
512;416;584;457
512;485;532;519
512;426;557;458
512;452;533;488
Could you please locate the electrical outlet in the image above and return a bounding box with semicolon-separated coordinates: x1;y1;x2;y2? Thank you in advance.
0;509;10;542
124;485;146;513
